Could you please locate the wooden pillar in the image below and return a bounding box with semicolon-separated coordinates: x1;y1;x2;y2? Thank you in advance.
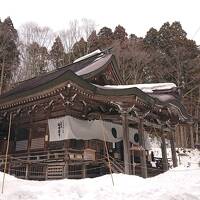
161;132;168;171
131;149;135;175
180;125;187;148
45;110;51;151
25;164;29;180
189;124;194;149
82;164;87;178
138;117;147;178
121;112;131;175
176;125;180;148
184;126;187;148
180;125;183;147
195;122;199;145
63;162;69;178
170;129;178;167
45;165;48;180
26;115;33;180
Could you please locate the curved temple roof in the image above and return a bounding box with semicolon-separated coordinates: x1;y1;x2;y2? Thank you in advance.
1;51;122;101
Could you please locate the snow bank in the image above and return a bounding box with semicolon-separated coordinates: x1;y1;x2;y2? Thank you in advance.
150;136;200;168
0;166;200;200
0;137;199;200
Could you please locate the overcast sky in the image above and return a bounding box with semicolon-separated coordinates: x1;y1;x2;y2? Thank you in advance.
1;0;200;43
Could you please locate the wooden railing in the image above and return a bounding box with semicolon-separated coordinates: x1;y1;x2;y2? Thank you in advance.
0;148;97;180
0;148;98;173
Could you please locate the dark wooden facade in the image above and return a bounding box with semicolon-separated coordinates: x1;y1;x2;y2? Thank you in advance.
0;51;191;180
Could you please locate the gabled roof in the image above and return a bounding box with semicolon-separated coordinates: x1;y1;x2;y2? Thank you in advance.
1;51;123;100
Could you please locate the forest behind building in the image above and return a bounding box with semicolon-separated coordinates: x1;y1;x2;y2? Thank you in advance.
0;17;200;125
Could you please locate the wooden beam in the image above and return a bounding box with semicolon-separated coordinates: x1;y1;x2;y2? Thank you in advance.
96;114;172;132
130;116;171;132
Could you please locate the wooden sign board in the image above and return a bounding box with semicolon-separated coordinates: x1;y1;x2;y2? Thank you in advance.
83;148;96;161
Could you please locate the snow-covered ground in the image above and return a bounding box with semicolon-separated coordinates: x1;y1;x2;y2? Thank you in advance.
0;136;199;200
0;165;200;200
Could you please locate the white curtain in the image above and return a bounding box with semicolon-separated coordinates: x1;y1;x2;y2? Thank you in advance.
48;115;151;149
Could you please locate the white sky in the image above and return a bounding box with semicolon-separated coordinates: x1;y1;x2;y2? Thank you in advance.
1;0;200;44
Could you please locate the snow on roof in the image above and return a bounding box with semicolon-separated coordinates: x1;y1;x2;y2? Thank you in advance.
73;49;102;63
75;54;112;76
95;83;176;93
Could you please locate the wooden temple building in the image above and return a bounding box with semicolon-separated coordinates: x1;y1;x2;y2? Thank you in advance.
0;50;191;180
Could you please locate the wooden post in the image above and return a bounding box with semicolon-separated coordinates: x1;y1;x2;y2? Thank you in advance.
121;112;131;175
82;164;87;178
63;162;68;179
138;117;147;178
45;165;48;180
184;126;187;148
176;125;180;148
161;132;168;171
189;124;194;149
0;59;5;95
25;164;29;180
170;129;178;167
180;125;183;147
45;110;51;151
195;122;199;145
27;116;33;158
131;149;135;175
1;113;12;194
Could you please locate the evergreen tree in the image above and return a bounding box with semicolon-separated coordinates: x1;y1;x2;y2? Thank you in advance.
50;36;66;68
129;33;138;40
72;37;87;59
87;30;99;52
0;17;19;93
97;27;113;49
113;25;127;41
144;21;199;90
26;42;49;77
144;28;158;48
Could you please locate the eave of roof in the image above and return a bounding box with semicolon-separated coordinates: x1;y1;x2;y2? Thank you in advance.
0;70;191;122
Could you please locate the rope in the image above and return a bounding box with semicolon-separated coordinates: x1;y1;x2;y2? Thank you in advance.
100;116;114;186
